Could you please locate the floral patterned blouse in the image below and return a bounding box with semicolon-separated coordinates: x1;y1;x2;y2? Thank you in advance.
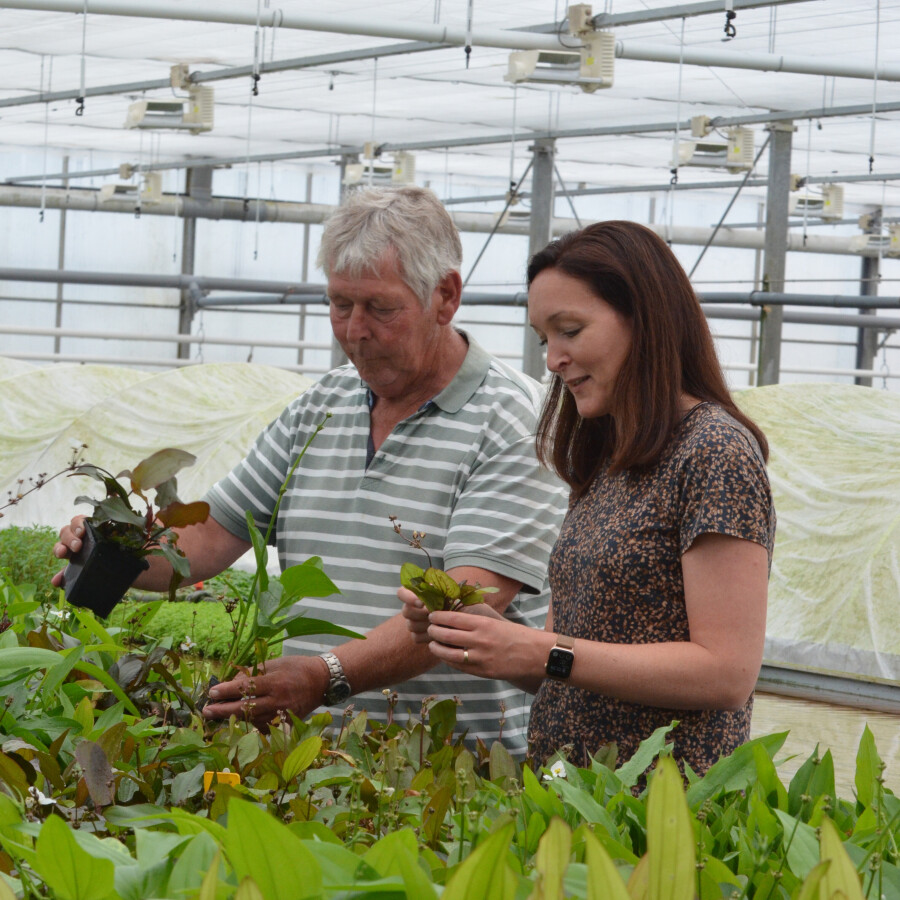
528;403;775;775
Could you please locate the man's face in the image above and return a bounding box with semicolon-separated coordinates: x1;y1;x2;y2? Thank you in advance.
327;253;448;400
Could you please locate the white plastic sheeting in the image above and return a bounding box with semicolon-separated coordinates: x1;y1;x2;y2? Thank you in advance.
1;358;898;684
0;356;311;529
737;383;900;681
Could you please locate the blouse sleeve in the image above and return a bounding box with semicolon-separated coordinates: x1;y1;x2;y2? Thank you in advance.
678;423;775;558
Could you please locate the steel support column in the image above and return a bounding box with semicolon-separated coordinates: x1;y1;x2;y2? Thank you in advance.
855;210;882;387
757;122;794;385
523;139;556;380
177;167;212;360
53;156;68;355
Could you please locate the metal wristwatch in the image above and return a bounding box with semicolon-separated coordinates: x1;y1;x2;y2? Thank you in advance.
320;652;352;704
545;634;576;680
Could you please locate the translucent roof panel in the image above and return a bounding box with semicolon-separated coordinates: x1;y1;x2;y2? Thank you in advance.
0;0;898;213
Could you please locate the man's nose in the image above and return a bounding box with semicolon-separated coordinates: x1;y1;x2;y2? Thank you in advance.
345;305;370;341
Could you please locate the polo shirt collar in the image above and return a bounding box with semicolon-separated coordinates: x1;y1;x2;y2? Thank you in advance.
430;330;491;414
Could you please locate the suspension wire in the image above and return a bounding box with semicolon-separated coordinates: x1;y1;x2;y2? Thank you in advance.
687;132;772;279
666;16;686;244
76;0;87;115
869;0;881;173
251;0;262;96
801;116;812;245
254;160;263;260
509;84;518;191
464;0;474;68
368;58;378;186
554;164;582;229
40;55;52;222
463;155;534;289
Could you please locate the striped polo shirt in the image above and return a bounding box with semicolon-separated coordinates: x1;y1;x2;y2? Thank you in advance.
205;334;568;756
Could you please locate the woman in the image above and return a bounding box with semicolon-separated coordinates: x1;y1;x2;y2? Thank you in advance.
400;220;775;775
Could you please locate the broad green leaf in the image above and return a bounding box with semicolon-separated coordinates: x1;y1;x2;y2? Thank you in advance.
531;817;571;900
234;877;265;900
583;829;631;900
489;740;519;783
616;722;676;789
279;559;341;600
73;695;95;735
363;829;420;877
400;562;424;589
424;567;460;602
818;817;864;900
442;823;518;900
71;659;141;716
0;877;16;900
157;500;210;528
35;814;117;900
245;512;269;592
168;833;220;897
75;740;114;807
0;646;65;674
282;735;322;782
224;798;322;900
686;732;788;807
394;844;439;900
423;784;453;847
198;851;222;900
552;777;621;837
795;860;829;900
646;757;694;900
90;496;146;528
522;763;564;821
130;448;196;493
773;809;819;880
854;724;882;809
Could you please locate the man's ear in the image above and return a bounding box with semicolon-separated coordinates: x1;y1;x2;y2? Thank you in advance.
433;270;462;325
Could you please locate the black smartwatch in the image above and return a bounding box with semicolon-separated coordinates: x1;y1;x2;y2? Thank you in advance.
545;634;576;680
319;652;351;704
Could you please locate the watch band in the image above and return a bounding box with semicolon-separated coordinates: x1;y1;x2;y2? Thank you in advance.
319;651;351;704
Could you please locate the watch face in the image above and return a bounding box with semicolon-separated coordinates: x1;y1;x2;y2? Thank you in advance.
327;680;351;704
546;647;575;679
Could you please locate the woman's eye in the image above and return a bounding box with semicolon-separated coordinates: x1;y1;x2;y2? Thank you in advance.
561;328;581;339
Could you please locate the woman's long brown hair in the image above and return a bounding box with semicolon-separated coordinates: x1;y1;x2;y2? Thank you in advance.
529;220;768;497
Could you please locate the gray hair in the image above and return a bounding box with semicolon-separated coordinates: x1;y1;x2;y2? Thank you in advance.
317;185;462;306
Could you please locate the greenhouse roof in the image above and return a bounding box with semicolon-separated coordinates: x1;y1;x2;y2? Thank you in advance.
1;0;899;215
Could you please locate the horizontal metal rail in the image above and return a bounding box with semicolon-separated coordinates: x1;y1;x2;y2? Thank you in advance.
758;663;900;714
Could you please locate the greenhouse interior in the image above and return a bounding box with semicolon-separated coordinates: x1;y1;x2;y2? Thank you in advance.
0;1;899;898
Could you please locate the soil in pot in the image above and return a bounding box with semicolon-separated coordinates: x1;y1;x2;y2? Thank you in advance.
63;522;150;618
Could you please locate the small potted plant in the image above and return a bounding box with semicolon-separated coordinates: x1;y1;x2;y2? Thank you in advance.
0;445;209;618
61;448;210;617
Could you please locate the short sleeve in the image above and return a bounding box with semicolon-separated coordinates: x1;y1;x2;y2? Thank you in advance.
677;425;775;558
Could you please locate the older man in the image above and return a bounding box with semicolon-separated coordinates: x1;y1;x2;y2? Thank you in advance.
55;185;566;756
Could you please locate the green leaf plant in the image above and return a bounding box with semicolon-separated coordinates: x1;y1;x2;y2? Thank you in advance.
216;414;362;683
390;517;497;612
0;443;210;603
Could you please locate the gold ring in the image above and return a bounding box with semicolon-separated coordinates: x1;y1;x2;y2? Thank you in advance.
463;649;469;664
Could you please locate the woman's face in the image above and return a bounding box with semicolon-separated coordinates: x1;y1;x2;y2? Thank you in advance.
529;268;633;420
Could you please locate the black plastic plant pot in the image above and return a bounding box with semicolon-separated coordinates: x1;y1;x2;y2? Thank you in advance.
62;521;149;618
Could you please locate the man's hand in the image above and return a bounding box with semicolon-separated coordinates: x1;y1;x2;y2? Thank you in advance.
202;655;330;729
51;515;88;587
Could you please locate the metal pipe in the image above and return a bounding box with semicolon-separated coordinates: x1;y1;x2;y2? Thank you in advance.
0;323;331;352
615;39;900;82
593;0;812;28
700;292;900;309
0;1;567;51
0;266;326;295
758;663;900;714
11;101;900;186
0;186;884;256
8;0;893;82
